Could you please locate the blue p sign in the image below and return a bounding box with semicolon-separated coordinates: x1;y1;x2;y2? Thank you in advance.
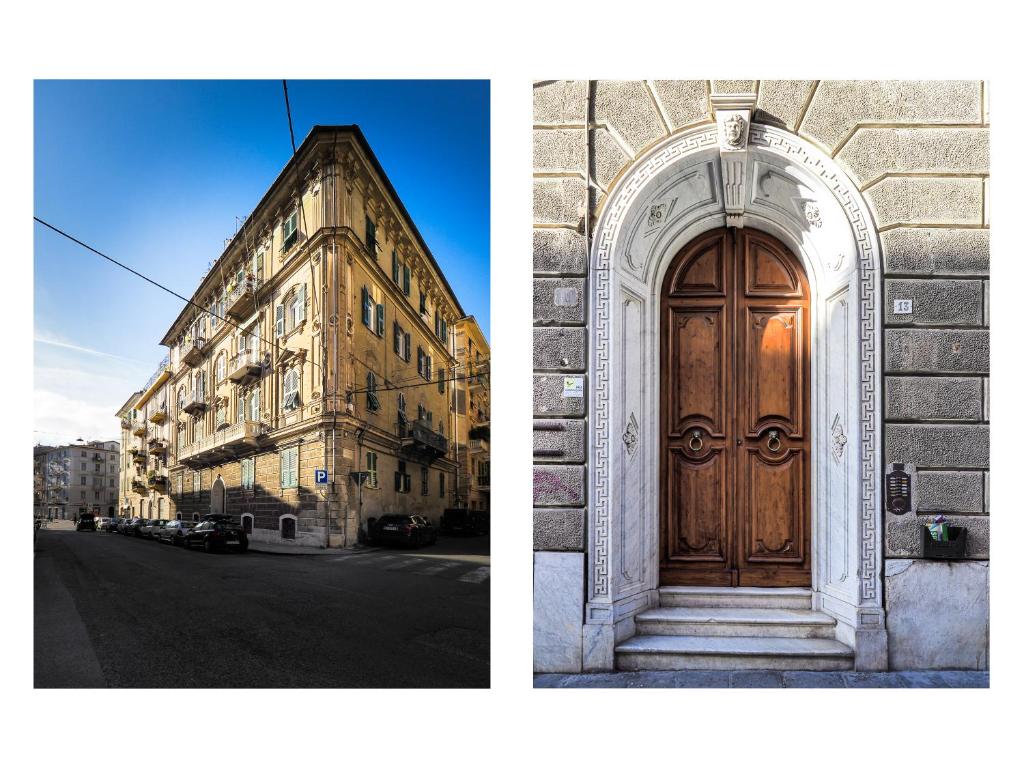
314;469;328;484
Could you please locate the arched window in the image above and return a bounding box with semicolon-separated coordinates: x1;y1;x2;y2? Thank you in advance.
280;514;297;540
216;354;226;385
283;367;300;411
241;513;254;534
366;372;380;412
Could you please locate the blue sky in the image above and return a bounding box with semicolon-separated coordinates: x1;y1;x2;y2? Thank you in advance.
34;80;490;444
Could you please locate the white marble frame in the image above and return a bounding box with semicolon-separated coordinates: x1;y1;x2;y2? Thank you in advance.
584;123;886;671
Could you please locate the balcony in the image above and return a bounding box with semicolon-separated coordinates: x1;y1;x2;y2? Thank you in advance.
120;417;132;430
148;438;167;456
129;449;147;466
131;421;148;437
181;390;207;415
181;338;206;368
398;419;448;462
131;477;147;493
469;437;489;453
149;406;168;424
476;474;490;491
147;470;168;491
227;351;262;384
177;420;265;465
224;279;259;320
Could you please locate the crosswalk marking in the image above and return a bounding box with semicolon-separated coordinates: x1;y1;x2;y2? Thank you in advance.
457;566;490;584
385;559;420;571
416;561;459;576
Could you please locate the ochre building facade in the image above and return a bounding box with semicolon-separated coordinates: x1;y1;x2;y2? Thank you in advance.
118;125;468;548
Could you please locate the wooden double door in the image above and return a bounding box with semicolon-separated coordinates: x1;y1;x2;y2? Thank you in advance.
660;227;811;587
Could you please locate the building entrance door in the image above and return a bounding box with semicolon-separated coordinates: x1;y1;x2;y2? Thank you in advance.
660;227;811;587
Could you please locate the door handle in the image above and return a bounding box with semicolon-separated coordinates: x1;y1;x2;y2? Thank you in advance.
688;430;704;452
766;430;781;453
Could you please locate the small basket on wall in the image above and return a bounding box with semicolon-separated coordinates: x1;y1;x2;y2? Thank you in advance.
920;525;968;560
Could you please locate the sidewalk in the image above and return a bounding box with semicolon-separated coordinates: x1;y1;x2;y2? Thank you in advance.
534;670;989;688
248;541;377;556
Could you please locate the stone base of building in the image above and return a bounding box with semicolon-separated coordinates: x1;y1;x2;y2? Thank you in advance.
884;559;989;671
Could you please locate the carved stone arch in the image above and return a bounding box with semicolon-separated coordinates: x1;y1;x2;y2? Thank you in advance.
585;122;885;671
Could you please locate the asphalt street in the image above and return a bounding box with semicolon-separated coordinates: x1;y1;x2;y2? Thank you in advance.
35;526;489;688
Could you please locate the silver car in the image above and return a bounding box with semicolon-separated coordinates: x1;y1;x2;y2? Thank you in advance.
154;519;192;545
140;519;168;539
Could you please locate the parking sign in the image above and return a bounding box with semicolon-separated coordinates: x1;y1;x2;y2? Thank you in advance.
314;469;329;485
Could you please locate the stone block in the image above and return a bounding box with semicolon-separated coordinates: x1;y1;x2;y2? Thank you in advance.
914;470;986;515
594;80;665;156
534;327;586;371
755;80;815;130
801;80;982;151
533;128;586;174
838;128;988;186
533;418;586;464
533;464;585;507
885;376;983;421
534;177;587;227
885;279;983;327
711;80;756;93
534;277;585;325
884;559;989;670
882;228;989;276
885;423;988;469
534;552;584;673
533;228;587;276
866;177;983;228
591;127;630;190
534;374;586;417
533;80;588;124
533;508;585;551
885;329;988;374
651;80;710;131
886;513;989;558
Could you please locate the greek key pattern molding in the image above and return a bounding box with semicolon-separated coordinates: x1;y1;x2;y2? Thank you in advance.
590;124;880;606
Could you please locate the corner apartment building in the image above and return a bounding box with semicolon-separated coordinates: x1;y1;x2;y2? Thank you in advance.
117;125;464;547
452;316;490;511
37;440;120;520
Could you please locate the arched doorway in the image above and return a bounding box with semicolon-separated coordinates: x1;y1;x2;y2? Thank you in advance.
660;227;811;587
584;118;886;670
210;475;226;516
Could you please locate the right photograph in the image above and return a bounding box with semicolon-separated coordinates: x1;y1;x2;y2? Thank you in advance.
533;80;990;688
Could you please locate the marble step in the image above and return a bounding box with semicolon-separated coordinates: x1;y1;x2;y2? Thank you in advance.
615;635;854;672
659;586;813;610
634;607;837;639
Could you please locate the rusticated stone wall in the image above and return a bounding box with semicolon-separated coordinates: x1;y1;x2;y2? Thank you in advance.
533;80;990;560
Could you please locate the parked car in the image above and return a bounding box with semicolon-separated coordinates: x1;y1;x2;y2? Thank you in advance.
154;519;192;545
370;514;437;548
183;518;248;553
140;519;168;539
123;516;147;536
76;513;96;532
440;508;489;536
96;517;117;532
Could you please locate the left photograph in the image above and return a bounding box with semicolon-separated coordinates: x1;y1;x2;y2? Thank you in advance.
34;80;491;688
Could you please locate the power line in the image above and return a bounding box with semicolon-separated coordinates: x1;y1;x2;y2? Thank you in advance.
282;80;297;154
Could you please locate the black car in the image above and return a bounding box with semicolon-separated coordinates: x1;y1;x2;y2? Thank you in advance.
76;513;96;532
154;519;192;545
370;514;437;548
440;508;488;536
183;518;248;553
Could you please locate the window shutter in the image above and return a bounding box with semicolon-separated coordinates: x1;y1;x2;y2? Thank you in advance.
404;333;411;361
403;265;411;295
392;250;399;283
426;355;432;381
417;347;423;375
375;303;384;336
393;321;400;354
394;470;401;492
360;287;370;327
298;283;306;323
275;304;285;337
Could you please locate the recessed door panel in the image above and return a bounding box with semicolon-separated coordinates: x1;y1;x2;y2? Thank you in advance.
661;227;811;587
668;308;726;437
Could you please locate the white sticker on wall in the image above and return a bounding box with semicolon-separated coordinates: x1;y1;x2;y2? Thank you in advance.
893;299;914;315
563;376;584;398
